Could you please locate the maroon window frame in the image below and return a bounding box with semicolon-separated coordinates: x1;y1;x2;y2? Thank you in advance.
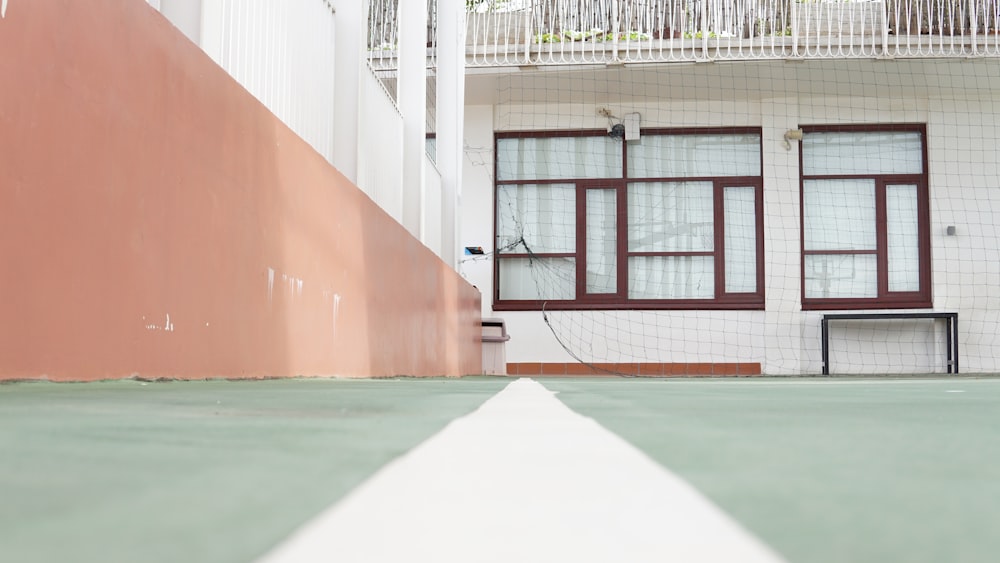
493;127;765;311
799;124;932;311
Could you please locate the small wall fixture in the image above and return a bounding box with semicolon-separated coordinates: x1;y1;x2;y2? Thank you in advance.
598;108;641;141
783;129;803;151
946;226;957;236
623;112;641;141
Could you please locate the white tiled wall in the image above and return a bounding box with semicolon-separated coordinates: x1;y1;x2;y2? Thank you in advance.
463;58;1000;374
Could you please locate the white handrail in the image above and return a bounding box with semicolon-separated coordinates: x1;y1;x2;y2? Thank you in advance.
369;0;1000;68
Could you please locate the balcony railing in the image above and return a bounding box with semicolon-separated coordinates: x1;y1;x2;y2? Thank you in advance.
368;0;1000;69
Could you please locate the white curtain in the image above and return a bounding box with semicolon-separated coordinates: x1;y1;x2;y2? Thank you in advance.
627;134;761;178
496;136;622;181
627;182;714;253
803;179;876;252
499;257;576;300
496;183;576;254
804;255;878;299
724;187;757;293
586;189;617;294
803;179;878;298
628;256;714;299
626;181;715;299
887;184;920;292
802;132;923;176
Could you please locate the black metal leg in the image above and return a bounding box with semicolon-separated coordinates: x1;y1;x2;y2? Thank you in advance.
946;316;953;374
821;318;829;375
953;314;959;374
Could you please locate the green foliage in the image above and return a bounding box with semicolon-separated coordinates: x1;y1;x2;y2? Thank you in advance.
682;30;718;39
466;0;509;12
556;29;651;42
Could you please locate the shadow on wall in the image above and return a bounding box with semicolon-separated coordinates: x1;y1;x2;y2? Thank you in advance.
0;0;480;380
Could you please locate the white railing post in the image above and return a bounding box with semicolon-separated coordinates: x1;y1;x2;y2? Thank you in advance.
971;2;979;55
524;2;533;64
437;0;466;267
791;0;799;55
613;0;622;61
399;0;428;239
334;0;368;183
702;0;710;58
882;0;890;56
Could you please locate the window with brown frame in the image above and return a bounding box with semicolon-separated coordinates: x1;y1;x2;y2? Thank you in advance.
800;124;931;310
493;128;764;311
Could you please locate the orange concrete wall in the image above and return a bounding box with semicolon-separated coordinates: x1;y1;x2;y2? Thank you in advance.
0;0;481;381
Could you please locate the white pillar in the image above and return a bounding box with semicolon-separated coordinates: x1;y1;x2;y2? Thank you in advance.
331;0;368;183
198;0;224;65
436;0;466;269
159;0;203;45
398;0;428;239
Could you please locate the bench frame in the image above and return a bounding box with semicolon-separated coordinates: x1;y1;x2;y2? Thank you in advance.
821;312;959;375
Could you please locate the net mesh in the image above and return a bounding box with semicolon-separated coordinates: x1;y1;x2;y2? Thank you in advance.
480;57;1000;376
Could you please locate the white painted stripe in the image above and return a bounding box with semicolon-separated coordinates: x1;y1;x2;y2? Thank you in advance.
259;379;786;563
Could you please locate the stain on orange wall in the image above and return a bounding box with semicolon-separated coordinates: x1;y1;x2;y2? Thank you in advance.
0;0;482;380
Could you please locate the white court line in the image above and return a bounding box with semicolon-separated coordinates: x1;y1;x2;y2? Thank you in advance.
259;378;786;563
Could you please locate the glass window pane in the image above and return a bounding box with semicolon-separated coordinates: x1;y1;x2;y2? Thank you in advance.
497;184;575;254
804;254;878;299
803;179;876;251
497;136;622;181
628;256;714;299
627;182;714;252
498;257;576;300
803;131;923;176
887;184;921;292
628;134;761;178
586;189;617;294
724;187;757;293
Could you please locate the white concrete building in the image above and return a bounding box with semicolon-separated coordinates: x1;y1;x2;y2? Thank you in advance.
455;0;1000;376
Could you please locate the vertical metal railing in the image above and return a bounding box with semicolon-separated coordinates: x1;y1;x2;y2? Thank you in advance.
368;0;1000;68
210;0;337;162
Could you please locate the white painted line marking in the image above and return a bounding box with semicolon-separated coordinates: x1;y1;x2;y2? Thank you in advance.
259;379;786;563
946;390;965;393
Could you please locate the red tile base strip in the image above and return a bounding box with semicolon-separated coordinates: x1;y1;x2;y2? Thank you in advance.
506;363;762;377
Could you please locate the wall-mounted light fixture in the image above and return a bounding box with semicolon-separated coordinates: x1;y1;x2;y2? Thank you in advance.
783;128;803;151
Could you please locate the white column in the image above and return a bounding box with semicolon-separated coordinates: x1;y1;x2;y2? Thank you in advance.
398;0;428;239
160;0;203;45
331;0;368;183
198;0;224;65
436;0;466;268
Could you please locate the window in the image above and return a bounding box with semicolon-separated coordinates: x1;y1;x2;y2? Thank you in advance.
800;125;930;309
494;129;763;310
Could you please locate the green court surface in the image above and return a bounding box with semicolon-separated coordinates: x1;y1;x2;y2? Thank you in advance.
546;378;1000;563
0;378;507;563
2;377;999;563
